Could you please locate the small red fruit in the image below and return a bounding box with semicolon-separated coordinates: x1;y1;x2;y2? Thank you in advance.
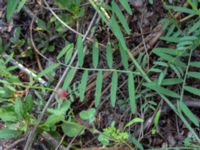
56;88;68;99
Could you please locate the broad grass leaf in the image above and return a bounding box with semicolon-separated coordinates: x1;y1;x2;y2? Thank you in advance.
160;78;183;86
79;70;88;102
128;73;136;113
95;71;103;107
190;61;200;68
111;71;118;107
119;0;132;15
188;72;200;80
6;0;18;21
179;101;199;127
144;82;180;98
166;5;197;15
38;63;59;78
62;68;76;89
106;42;113;68
184;86;200;97
111;1;131;34
92;39;99;68
77;35;84;67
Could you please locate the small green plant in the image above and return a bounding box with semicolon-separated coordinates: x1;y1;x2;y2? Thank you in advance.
98;122;129;147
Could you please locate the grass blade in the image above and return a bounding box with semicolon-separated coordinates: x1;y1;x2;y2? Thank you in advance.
6;0;18;21
184;86;200;97
111;71;118;107
119;0;132;15
92;38;99;68
62;68;76;89
95;71;103;107
106;42;113;68
77;35;84;67
179;101;199;127
112;1;131;34
79;70;88;102
128;73;136;113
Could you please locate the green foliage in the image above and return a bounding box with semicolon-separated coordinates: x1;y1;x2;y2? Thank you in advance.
98;123;129;147
79;108;96;124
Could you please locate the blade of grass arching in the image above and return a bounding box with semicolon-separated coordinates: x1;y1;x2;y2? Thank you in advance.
106;42;113;69
95;71;103;107
119;0;132;15
62;68;76;90
111;1;131;34
110;71;118;107
179;101;199;127
37;63;59;78
79;70;88;102
128;72;136;113
92;38;99;68
77;35;84;67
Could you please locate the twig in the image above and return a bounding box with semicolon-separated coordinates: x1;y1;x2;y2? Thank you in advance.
24;8;99;149
4;136;26;150
2;53;47;86
30;13;43;72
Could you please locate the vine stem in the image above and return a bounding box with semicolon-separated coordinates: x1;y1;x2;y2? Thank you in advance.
24;9;99;150
180;49;194;102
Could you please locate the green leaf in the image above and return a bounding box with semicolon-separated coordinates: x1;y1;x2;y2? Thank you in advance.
24;94;33;113
154;110;161;131
119;0;132;15
179;101;199;127
106;42;113;68
110;71;118;107
57;44;74;65
15;98;24;119
79;108;96;123
188;72;200;80
62;122;84;137
125;118;143;129
6;0;18;21
128;73;136;113
45;114;64;127
77;35;84;67
111;1;131;34
190;61;200;68
37;63;59;78
166;5;197;15
188;19;200;34
110;16;127;50
0;128;20;139
160;78;183;86
17;0;27;12
95;71;103;107
79;70;88;102
184;86;200;96
92;38;99;68
120;44;129;69
62;68;76;89
130;135;144;150
144;82;180;98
